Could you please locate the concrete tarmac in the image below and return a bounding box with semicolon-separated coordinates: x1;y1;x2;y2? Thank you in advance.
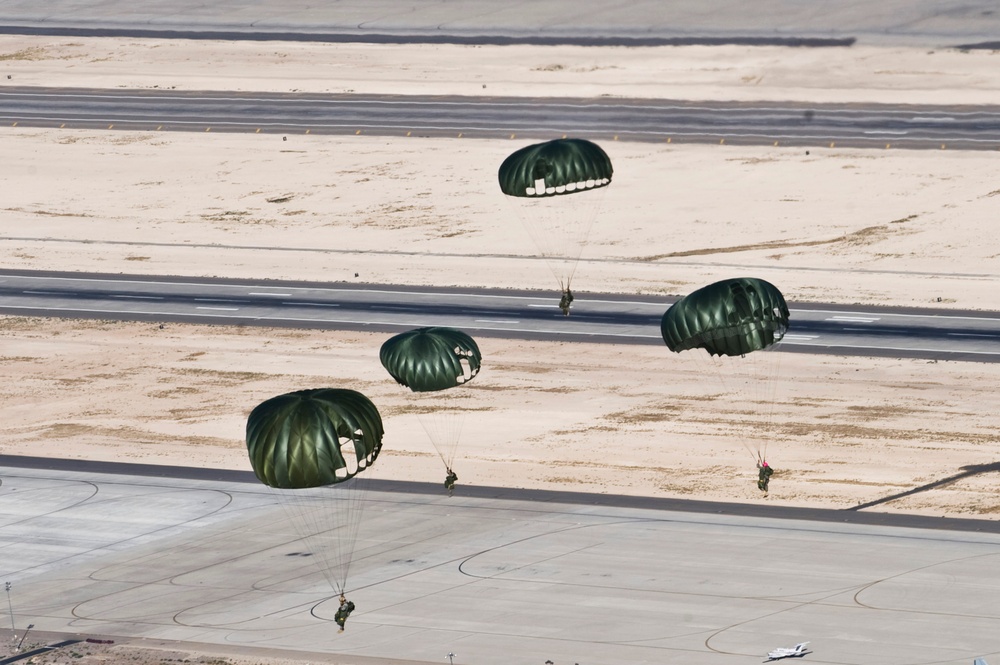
2;463;999;665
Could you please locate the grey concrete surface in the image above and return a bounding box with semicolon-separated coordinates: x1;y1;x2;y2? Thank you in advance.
2;465;999;665
0;0;999;47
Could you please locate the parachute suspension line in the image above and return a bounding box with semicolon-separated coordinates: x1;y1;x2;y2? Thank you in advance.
266;438;376;598
756;342;785;464
503;186;609;295
689;350;761;463
736;349;779;464
419;411;465;470
741;341;784;465
330;469;375;596
416;391;467;471
267;487;345;597
556;185;607;294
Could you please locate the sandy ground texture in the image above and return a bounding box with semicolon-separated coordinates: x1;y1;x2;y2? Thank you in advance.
3;36;1000;104
2;36;1000;519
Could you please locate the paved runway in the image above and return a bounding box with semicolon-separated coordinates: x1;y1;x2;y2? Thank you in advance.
2;462;999;665
4;270;1000;361
4;87;1000;149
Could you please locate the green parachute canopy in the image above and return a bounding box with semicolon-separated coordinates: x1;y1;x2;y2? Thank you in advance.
498;138;613;198
380;327;482;393
246;388;383;489
660;278;790;357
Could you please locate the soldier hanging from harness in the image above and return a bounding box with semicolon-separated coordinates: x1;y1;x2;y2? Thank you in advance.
558;288;574;316
757;459;774;494
444;468;458;495
335;594;355;633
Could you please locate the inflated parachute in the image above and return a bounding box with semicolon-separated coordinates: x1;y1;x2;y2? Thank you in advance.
247;388;382;488
246;388;383;596
498;138;612;198
660;278;789;357
660;278;789;463
498;138;613;303
380;327;481;478
380;327;482;393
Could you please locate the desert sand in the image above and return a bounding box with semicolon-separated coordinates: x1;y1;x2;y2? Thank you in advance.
4;36;1000;104
2;35;1000;529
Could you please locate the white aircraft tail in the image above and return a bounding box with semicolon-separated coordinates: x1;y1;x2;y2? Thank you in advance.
973;659;988;665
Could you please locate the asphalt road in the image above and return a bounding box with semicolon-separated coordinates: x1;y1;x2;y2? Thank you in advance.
4;87;1000;148
2;269;1000;362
